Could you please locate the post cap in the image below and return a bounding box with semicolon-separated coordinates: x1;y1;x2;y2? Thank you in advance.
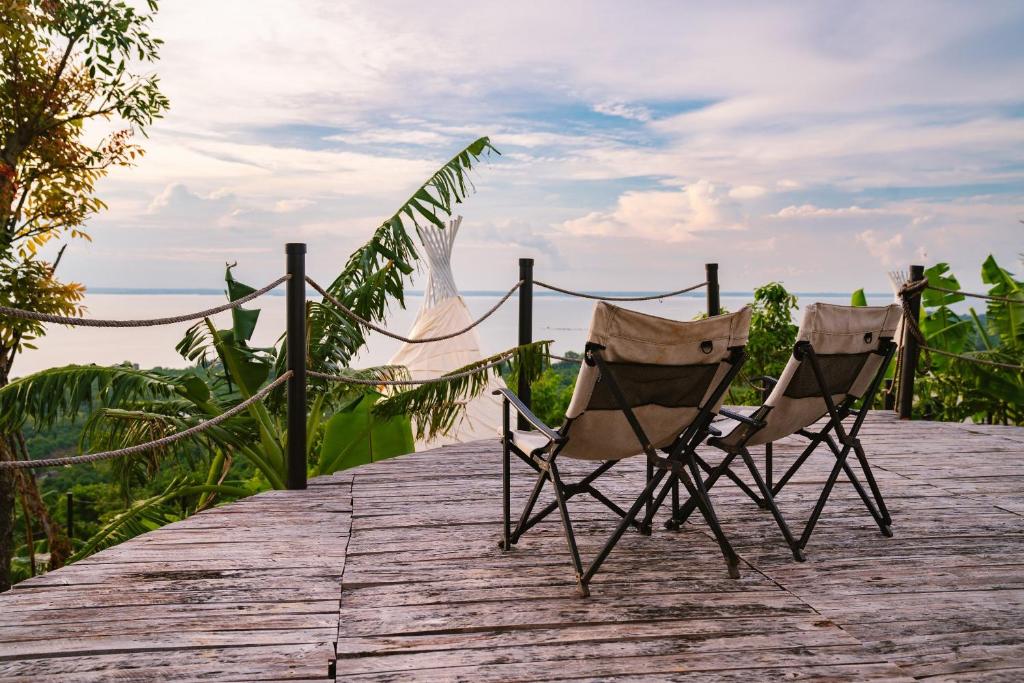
286;243;307;253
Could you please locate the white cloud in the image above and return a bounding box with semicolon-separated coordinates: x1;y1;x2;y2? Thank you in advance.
856;229;908;267
562;180;745;241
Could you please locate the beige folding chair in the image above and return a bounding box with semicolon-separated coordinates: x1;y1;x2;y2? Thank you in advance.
664;303;901;558
496;302;752;596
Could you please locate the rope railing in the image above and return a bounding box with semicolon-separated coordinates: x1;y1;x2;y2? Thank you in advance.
0;275;289;327
0;372;291;470
0;243;722;476
533;280;707;302
306;276;522;344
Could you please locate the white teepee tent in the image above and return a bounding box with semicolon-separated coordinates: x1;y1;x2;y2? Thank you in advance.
388;216;505;449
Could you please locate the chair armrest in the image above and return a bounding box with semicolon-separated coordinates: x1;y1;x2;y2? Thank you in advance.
493;388;565;443
719;407;763;428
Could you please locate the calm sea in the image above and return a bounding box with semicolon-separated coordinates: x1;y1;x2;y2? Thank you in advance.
13;290;895;378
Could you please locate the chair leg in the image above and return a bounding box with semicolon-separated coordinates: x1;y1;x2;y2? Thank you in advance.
501;435;511;550
581;468;669;594
738;447;804;561
511;465;549;545
696;454;763;507
549;461;587;597
853;438;893;528
642;460;654;535
585;485;643;531
682;453;740;578
798;446;850;550
823;435;890;536
670;451;739;526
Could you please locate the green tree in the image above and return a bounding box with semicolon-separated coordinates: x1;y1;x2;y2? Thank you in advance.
0;0;168;590
728;282;799;405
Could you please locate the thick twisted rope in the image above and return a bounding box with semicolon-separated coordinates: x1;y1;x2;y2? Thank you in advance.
550;354;582;364
309;351;516;386
0;372;291;470
0;275;289;327
306;276;521;344
533;280;707;301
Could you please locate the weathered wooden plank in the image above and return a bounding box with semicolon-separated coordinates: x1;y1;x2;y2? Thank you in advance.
1;414;1022;680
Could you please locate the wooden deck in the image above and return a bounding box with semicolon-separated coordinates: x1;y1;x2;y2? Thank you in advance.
1;412;1023;681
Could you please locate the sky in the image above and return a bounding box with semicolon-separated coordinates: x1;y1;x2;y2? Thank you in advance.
57;1;1024;295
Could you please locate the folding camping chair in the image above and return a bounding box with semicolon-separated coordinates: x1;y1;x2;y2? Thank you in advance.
495;302;752;596
662;303;901;558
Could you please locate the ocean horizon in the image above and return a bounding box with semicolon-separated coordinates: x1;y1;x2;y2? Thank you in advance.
14;289;898;378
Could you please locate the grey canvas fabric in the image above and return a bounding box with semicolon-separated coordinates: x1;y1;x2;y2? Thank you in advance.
719;302;901;448
523;301;752;461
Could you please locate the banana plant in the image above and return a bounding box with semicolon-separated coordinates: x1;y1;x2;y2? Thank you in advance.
912;256;1024;423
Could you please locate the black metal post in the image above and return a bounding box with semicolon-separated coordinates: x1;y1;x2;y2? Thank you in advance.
65;492;73;541
898;264;925;420
706;263;720;317
517;258;534;430
883;379;895;411
286;243;308;490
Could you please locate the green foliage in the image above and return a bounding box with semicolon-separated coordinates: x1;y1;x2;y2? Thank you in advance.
315;392;414;475
912;256;1024;424
729;282;799;405
526;353;582;427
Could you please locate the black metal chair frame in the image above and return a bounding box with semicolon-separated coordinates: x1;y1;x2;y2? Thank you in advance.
497;342;747;597
662;338;897;557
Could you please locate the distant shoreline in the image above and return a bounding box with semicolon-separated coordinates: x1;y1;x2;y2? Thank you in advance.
87;287;891;298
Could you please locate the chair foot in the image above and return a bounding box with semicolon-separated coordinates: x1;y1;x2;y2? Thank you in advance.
756;500;770;510
664;518;681;531
575;581;591;598
639;522;653;536
792;546;805;562
881;525;893;537
727;562;740;579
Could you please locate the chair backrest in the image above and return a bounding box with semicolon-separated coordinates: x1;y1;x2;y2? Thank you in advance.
742;302;901;446
560;302;752;460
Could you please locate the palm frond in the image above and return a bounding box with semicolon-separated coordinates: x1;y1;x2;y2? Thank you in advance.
373;341;549;441
305;137;499;372
0;364;184;432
